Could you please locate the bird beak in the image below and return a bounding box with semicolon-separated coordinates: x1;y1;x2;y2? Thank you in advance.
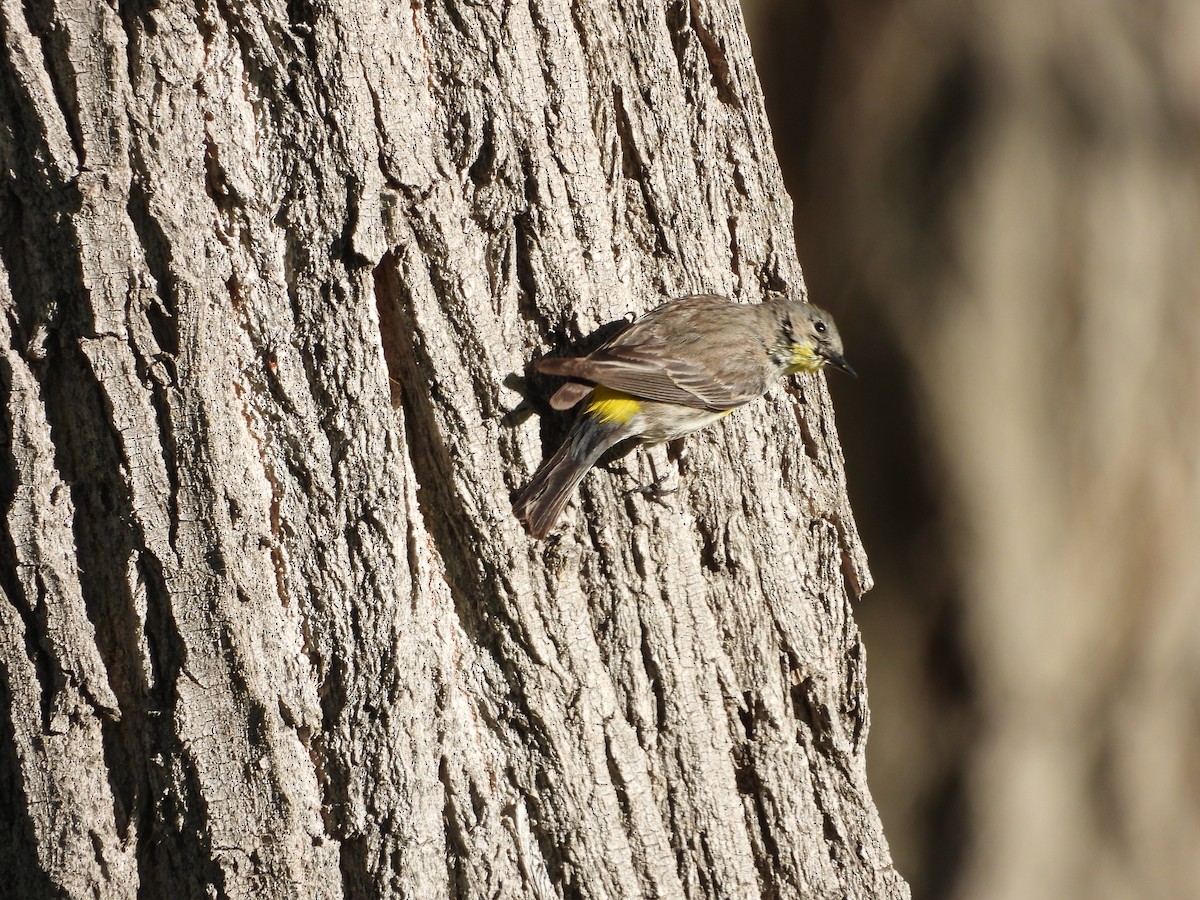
822;352;857;378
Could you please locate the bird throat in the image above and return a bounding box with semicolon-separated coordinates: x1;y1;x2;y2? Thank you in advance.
786;343;824;374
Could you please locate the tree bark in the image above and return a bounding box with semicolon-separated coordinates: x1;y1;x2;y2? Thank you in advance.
0;1;904;898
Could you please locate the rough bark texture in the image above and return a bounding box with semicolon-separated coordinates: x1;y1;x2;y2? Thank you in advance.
747;1;1200;898
0;1;903;898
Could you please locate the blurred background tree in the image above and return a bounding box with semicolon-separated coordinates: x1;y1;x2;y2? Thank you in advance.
740;1;1200;898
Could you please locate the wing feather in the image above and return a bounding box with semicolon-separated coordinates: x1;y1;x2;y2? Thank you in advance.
537;295;776;411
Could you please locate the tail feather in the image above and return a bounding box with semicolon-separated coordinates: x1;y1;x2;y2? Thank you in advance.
515;416;629;539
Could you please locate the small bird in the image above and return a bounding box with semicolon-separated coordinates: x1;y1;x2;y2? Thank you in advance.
514;294;853;539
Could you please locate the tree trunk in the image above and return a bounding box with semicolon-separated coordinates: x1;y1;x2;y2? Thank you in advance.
0;1;904;898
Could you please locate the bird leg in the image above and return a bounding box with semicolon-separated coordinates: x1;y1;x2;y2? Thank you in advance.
628;449;676;506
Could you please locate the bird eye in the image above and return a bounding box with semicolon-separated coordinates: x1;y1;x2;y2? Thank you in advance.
814;320;827;335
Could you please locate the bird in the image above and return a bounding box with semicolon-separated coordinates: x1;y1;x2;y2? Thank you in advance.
513;293;853;539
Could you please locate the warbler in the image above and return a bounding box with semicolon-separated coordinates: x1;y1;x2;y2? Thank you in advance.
514;293;853;539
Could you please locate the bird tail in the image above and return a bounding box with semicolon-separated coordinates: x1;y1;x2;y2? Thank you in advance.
515;414;630;539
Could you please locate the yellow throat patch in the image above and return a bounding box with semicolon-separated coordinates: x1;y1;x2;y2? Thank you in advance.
787;343;823;374
585;386;642;424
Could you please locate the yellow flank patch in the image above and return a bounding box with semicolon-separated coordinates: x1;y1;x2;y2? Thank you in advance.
787;343;822;373
586;386;642;424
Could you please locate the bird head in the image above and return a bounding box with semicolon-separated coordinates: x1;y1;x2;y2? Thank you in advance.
781;303;856;377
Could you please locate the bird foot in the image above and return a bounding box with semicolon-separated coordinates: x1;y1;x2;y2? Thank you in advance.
628;473;676;507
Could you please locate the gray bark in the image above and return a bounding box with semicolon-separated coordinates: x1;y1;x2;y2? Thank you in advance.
0;1;904;898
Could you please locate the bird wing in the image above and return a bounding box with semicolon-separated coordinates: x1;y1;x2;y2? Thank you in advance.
567;353;760;411
547;381;594;410
538;335;765;411
536;295;775;411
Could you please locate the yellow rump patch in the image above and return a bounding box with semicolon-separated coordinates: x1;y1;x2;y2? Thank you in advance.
585;386;642;425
